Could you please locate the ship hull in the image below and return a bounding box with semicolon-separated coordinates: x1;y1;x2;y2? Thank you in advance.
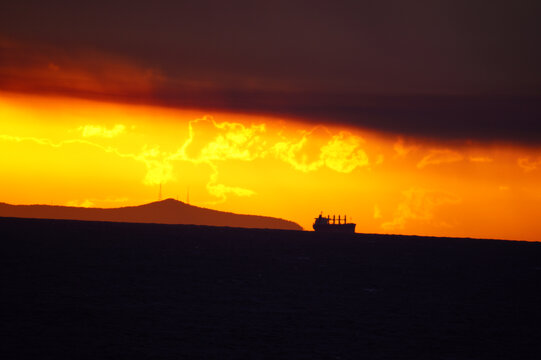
313;223;356;233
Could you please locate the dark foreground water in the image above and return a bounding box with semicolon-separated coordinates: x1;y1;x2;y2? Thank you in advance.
1;217;541;359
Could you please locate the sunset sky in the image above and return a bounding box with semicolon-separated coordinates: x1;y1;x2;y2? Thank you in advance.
1;1;540;240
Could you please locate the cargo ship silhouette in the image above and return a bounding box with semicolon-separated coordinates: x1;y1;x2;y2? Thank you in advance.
313;213;356;233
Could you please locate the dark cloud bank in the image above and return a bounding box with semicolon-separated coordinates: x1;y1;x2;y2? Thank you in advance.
1;0;540;144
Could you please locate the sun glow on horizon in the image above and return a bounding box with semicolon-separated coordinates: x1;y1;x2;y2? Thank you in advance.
1;91;541;241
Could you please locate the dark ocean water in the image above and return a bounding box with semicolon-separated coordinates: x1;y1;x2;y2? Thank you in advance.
2;217;541;359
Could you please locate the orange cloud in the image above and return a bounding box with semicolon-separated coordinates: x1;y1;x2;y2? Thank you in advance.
320;132;369;173
518;157;541;172
136;145;175;186
469;156;494;163
0;37;163;100
66;199;95;208
171;118;372;201
177;116;267;163
79;124;126;138
393;137;418;157
382;188;461;231
417;149;464;169
373;204;382;219
273;129;369;173
206;169;256;203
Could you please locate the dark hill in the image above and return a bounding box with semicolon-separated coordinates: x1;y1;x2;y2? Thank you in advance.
0;198;302;230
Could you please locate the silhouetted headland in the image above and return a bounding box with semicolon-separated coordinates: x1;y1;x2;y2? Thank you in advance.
0;198;302;230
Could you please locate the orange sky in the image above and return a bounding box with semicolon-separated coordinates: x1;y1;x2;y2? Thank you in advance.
1;91;540;241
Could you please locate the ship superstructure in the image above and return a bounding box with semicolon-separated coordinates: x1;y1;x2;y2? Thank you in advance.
313;213;356;233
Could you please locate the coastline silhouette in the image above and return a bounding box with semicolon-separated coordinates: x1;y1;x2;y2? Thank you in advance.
0;198;302;230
